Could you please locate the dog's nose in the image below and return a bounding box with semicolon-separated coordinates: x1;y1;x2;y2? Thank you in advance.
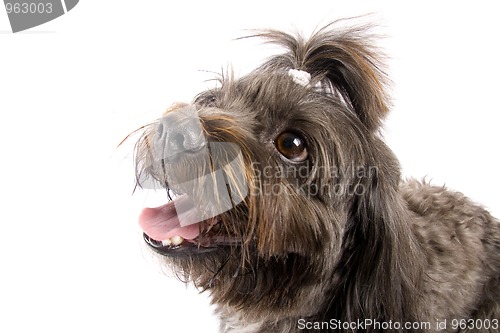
153;105;206;160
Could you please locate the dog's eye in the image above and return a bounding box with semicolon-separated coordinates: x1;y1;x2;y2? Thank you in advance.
275;132;308;162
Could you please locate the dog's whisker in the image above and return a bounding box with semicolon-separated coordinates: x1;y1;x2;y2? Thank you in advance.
208;254;231;289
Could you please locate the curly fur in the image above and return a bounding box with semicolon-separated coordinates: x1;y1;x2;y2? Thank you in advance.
133;21;500;332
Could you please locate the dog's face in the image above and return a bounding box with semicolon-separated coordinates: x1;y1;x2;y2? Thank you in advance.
134;24;408;320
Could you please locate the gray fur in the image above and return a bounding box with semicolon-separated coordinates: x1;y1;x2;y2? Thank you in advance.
132;21;500;332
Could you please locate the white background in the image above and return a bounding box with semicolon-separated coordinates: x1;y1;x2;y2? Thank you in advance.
1;1;499;332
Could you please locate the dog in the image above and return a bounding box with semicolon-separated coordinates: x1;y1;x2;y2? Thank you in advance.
131;21;500;332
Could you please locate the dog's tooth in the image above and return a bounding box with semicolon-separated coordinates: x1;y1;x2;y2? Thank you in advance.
171;235;184;246
162;239;172;246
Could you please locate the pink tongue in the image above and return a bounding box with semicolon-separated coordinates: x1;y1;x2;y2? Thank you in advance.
138;194;202;240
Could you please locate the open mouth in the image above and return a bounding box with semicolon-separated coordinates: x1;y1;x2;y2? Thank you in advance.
139;194;242;256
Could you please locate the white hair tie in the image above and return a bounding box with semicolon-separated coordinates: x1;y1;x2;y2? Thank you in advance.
288;69;312;87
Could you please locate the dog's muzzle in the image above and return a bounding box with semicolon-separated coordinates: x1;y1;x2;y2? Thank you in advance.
137;104;249;256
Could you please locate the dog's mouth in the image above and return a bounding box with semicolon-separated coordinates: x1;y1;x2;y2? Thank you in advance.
139;194;241;255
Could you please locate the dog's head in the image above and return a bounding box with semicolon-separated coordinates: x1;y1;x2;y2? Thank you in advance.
133;22;419;322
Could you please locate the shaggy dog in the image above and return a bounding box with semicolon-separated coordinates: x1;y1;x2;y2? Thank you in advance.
132;21;500;332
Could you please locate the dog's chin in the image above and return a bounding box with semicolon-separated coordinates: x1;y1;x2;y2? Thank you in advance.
143;233;225;256
143;228;241;257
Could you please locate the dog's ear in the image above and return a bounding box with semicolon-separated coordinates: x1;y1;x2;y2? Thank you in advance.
256;22;390;131
326;149;423;323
